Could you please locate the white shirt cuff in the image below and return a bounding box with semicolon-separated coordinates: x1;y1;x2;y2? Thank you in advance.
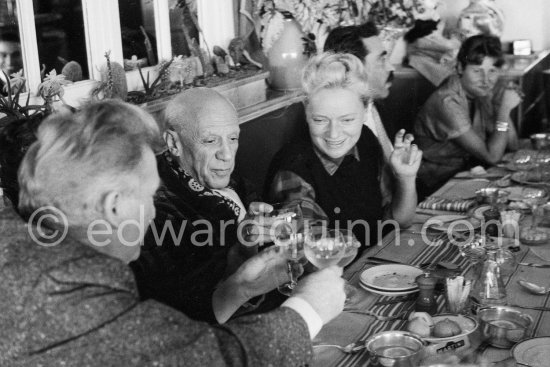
281;297;323;339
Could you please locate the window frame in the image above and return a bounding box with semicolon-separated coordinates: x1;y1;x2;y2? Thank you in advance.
13;0;235;106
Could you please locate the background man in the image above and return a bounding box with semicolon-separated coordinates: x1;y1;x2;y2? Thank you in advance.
0;31;22;92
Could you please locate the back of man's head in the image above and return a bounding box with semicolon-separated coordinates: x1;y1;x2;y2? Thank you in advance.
323;21;379;61
163;87;236;137
18;100;161;230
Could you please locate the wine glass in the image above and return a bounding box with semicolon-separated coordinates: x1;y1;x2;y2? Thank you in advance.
271;203;306;295
337;229;360;268
521;187;548;229
337;229;361;304
303;227;346;270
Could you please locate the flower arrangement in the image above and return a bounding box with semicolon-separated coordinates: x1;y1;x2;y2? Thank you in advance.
257;0;425;52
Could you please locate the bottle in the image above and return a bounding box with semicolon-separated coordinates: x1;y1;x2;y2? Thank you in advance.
415;274;438;315
476;247;507;306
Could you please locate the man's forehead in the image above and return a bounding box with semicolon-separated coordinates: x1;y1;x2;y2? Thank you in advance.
195;111;240;135
0;41;20;52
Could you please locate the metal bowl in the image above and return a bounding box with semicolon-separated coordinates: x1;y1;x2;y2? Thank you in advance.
530;133;550;150
478;306;533;348
366;331;424;367
475;188;510;205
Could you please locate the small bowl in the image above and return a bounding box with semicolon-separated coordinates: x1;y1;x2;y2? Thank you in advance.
530;133;550;150
478;306;533;348
366;331;424;366
475;188;510;205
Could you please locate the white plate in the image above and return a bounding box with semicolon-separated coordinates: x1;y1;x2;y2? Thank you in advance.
358;281;419;297
422;314;478;343
426;215;481;233
512;171;550;185
360;264;423;291
512;337;550;367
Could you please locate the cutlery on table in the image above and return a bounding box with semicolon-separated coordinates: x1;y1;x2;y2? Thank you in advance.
509;304;550;311
519;262;550;268
518;280;550;295
365;257;406;265
313;341;368;354
429;215;470;224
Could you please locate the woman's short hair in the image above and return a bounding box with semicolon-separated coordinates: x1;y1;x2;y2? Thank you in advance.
18;100;161;229
457;34;504;69
302;52;371;105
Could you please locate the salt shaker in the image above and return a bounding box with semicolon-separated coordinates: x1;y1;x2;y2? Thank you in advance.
415;273;438;315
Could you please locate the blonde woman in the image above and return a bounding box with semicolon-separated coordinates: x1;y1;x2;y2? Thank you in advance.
267;52;422;252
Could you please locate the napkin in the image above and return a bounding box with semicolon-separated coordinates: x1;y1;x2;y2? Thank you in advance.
418;196;477;212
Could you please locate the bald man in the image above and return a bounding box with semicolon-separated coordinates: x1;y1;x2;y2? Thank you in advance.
131;88;285;322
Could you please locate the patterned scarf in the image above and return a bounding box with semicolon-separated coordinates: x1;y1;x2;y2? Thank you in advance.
159;151;242;225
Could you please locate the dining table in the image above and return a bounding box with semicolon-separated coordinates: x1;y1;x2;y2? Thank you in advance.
312;162;550;366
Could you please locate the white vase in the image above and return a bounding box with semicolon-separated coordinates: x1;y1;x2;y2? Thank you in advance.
265;12;308;91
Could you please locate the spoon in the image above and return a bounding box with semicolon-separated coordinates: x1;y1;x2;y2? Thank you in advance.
517;279;550;295
313;341;368;354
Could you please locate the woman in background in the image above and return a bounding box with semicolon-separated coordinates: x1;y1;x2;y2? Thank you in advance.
414;34;520;197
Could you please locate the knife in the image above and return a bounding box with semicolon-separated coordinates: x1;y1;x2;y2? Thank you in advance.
519;262;550;268
365;257;406;265
510;304;550;311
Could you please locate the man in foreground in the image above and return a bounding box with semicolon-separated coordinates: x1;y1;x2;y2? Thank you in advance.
2;99;345;366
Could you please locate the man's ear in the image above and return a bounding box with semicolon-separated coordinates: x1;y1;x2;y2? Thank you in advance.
457;63;464;76
163;130;182;157
102;191;123;228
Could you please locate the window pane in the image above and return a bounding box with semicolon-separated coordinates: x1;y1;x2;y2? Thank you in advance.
170;0;199;57
0;0;24;92
33;0;89;81
119;0;158;70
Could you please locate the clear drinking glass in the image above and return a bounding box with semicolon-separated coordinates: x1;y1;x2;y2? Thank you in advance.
271;203;306;295
303;227;346;270
521;187;548;229
337;229;360;268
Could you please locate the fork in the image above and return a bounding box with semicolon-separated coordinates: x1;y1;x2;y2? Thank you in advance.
344;309;409;321
313;341;368;354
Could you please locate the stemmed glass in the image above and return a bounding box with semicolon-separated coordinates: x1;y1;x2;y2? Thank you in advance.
337;229;361;268
521;187;548;229
304;227;360;304
271;203;306;295
303;227;347;270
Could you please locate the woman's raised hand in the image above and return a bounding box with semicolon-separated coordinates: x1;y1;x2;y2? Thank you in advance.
390;129;423;179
